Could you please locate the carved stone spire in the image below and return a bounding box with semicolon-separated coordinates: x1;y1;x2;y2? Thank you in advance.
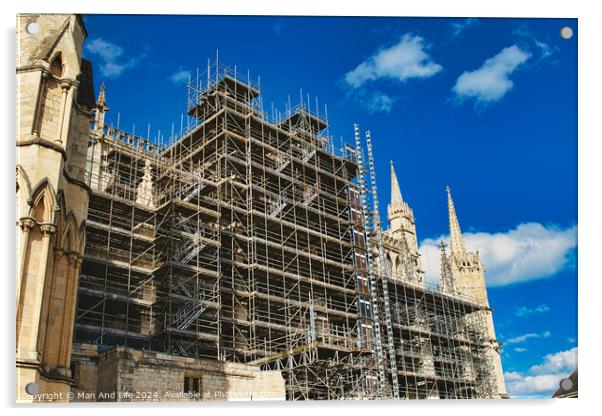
96;82;108;110
447;186;466;256
93;82;109;132
390;160;403;208
385;160;421;278
438;240;455;294
388;160;407;229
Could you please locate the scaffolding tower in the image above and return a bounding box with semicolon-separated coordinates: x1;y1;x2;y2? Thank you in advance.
79;61;373;400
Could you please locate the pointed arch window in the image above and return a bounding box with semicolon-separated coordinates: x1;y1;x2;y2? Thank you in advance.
32;194;47;223
30;181;56;223
50;53;64;78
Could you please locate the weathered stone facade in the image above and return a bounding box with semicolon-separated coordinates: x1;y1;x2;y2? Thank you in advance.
70;344;285;402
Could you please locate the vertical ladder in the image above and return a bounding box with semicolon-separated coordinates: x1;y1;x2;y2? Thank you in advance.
365;130;400;399
353;124;387;396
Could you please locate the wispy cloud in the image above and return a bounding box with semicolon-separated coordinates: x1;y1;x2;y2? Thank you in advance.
505;333;539;344
505;330;551;345
452;45;531;105
345;34;442;88
343;34;442;112
169;67;191;84
534;39;555;60
514;347;527;353
420;222;577;287
369;93;395;112
85;38;146;78
505;347;577;397
450;18;480;38
352;90;396;113
515;304;551;317
513;25;560;64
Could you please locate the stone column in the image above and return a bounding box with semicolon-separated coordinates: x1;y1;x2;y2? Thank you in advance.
58;253;81;377
39;247;64;370
17;218;35;306
57;82;74;145
17;223;56;361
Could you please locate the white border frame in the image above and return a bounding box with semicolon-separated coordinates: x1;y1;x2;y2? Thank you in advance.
2;2;598;415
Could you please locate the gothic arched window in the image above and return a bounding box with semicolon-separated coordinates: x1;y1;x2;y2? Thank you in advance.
50;53;64;78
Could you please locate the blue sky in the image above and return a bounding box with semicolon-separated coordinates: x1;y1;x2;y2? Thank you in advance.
82;15;578;398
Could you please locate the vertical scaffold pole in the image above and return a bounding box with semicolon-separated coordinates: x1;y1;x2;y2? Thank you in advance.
354;123;387;396
365;130;400;399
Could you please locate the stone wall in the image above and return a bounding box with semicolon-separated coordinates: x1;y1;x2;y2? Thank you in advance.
70;344;286;402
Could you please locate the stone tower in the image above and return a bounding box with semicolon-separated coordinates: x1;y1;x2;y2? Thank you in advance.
440;187;508;398
384;161;421;282
16;14;95;402
443;186;488;303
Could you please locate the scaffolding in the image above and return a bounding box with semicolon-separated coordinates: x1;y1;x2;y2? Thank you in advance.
78;61;372;400
76;60;498;400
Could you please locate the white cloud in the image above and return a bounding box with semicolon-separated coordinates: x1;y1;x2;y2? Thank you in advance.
513;26;559;63
514;347;527;353
505;332;540;344
85;38;144;78
419;222;577;287
86;38;124;62
504;371;524;382
506;373;566;397
452;45;531;104
529;347;578;375
515;303;551;317
345;34;442;89
534;40;554;60
169;68;191;84
420;241;446;288
505;347;577;397
450;18;480;38
504;330;550;345
361;91;395;113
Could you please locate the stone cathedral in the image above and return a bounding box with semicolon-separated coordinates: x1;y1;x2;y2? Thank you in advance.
16;14;507;402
